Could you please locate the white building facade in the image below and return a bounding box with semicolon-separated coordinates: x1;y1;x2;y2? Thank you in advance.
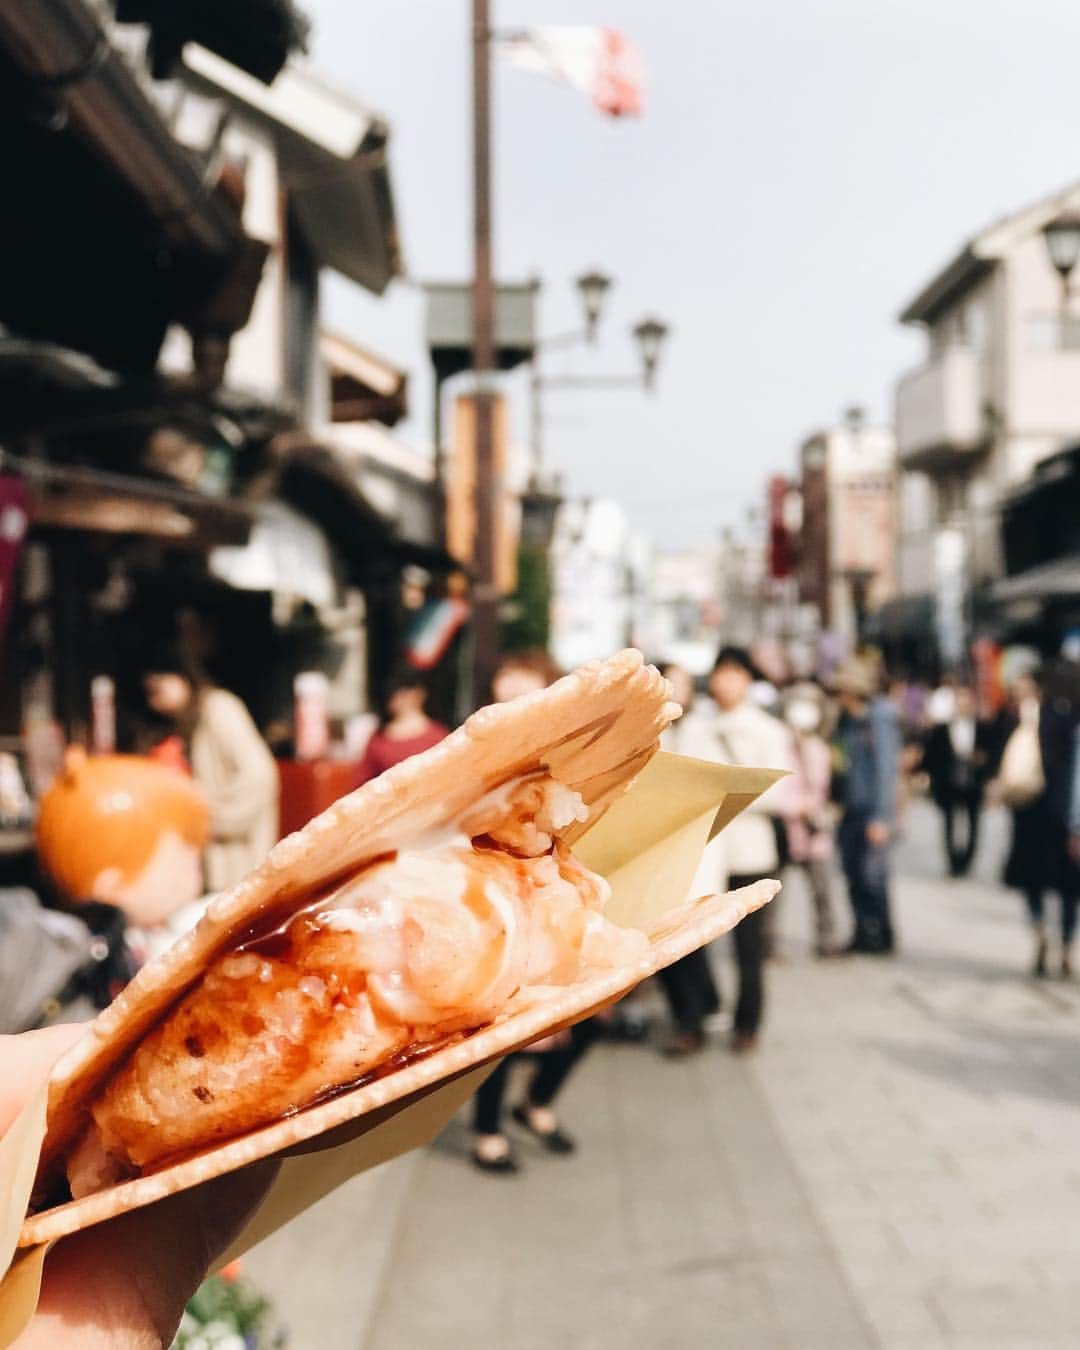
549;499;649;672
894;181;1080;663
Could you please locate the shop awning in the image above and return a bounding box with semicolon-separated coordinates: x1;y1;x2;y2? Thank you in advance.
116;0;309;84
0;1;261;371
993;556;1080;603
321;331;408;426
9;455;253;547
182;45;402;295
209;499;339;608
869;594;936;639
268;444;459;579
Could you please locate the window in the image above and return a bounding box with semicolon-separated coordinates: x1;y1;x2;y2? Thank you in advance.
957;298;987;354
1026;313;1080;351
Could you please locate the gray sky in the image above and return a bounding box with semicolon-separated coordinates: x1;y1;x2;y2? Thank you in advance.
312;0;1080;548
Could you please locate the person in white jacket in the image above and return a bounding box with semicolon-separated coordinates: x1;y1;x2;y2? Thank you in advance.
686;646;793;1053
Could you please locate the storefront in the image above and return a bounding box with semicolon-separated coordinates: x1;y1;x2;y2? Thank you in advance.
995;443;1080;655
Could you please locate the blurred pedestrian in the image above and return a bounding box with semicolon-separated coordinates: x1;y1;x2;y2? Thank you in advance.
830;660;900;955
666;646;791;1055
143;647;278;893
888;676;930;837
996;672;1078;978
490;647;562;703
471;649;597;1174
353;671;449;787
780;682;837;956
927;673;958;726
656;662;723;1054
660;660;696;723
923;684;994;877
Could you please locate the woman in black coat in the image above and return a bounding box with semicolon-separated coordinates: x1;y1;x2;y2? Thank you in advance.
1000;670;1080;978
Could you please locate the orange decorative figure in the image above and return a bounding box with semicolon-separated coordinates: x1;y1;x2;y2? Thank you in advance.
36;748;210;928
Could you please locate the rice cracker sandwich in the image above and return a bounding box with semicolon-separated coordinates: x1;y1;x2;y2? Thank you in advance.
19;650;779;1249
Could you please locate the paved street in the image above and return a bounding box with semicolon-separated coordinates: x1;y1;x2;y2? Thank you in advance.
245;802;1080;1349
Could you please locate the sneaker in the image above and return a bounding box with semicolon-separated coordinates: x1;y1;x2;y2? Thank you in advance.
731;1031;759;1056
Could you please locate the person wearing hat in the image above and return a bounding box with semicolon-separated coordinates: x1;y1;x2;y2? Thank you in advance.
830;659;900;954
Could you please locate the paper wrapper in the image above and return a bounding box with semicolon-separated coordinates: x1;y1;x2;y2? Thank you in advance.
0;751;782;1343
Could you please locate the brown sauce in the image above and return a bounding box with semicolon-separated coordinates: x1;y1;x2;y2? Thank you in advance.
231;850;399;960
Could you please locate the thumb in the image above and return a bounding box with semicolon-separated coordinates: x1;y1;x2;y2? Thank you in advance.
21;1159;279;1349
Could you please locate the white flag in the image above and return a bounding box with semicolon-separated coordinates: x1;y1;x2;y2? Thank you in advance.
497;27;644;118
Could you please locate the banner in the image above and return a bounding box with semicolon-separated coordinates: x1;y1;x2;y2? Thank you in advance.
405;597;470;670
498;27;644;118
447;395;519;596
767;475;793;580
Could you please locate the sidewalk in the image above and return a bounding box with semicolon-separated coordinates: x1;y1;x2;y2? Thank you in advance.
244;803;1080;1349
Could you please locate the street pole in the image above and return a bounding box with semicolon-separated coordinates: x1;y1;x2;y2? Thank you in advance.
530;352;542;475
471;0;499;707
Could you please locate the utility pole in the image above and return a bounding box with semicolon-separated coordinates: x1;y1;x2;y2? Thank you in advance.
471;0;498;706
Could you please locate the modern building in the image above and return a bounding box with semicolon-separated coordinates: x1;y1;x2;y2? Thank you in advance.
893;180;1080;663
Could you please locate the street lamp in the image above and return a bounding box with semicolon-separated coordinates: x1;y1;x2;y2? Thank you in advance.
633;316;669;391
529;276;669;467
1043;212;1080;279
1041;211;1080;347
576;269;612;342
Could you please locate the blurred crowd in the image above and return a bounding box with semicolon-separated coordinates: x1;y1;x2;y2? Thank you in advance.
3;639;1080;1187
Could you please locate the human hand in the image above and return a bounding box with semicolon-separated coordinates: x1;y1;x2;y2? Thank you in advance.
866;820;889;848
6;1025;278;1349
1069;834;1080;865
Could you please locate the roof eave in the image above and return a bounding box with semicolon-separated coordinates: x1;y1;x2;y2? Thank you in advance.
898;248;994;326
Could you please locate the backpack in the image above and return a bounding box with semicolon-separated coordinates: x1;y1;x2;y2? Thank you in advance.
0;890;137;1033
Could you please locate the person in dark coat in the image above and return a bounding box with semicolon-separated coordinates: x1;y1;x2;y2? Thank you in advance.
922;685;995;877
830;659;900;955
1000;669;1080;978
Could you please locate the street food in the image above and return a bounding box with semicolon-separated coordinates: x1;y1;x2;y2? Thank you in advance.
24;650;681;1238
64;775;649;1194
